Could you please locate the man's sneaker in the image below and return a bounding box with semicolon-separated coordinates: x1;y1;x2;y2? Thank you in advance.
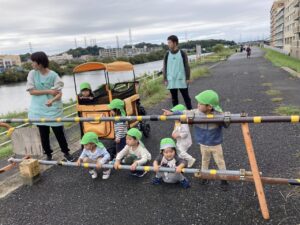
152;177;162;185
187;158;196;168
64;154;75;162
102;169;111;180
90;170;98;179
46;154;52;161
201;179;209;185
219;180;229;191
180;178;191;189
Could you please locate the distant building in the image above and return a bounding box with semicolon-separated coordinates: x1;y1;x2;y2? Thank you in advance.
99;46;162;58
270;0;285;48
270;0;300;58
80;55;95;61
289;0;300;58
0;55;22;70
49;53;73;64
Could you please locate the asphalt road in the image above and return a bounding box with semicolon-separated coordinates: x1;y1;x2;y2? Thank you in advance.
0;48;299;225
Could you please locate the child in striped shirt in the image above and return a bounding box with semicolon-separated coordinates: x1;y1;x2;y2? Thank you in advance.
108;99;128;157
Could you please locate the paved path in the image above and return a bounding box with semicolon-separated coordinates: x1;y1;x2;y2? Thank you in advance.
0;48;299;225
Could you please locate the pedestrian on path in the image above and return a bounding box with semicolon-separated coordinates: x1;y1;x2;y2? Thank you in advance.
26;51;74;161
246;46;251;58
163;35;192;110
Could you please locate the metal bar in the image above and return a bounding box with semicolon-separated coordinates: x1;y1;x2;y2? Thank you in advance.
8;158;250;176
241;123;270;220
7;158;300;186
1;115;300;124
0;104;76;137
196;174;300;186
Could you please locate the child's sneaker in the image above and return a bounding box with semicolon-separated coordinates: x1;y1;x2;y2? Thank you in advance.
200;179;209;185
152;177;162;185
187;158;196;168
131;171;148;178
180;178;191;189
89;169;98;179
102;169;111;180
219;180;229;191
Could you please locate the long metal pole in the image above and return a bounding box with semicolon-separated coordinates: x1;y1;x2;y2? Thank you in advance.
1;115;300;124
8;157;250;176
7;158;300;186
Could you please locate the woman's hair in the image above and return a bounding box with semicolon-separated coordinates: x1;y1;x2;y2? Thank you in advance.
167;35;179;45
31;51;49;68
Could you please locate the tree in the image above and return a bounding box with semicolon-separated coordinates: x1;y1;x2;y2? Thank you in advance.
213;44;225;53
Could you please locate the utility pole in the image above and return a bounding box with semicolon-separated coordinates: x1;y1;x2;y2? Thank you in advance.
116;35;120;49
185;31;188;42
74;38;78;48
28;42;33;54
84;37;87;48
129;28;133;48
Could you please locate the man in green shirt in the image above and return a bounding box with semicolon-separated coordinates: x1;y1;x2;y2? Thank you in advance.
163;35;192;109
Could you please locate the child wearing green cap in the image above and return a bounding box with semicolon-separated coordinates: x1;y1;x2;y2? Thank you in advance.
152;138;190;188
108;99;128;157
78;82;94;104
114;128;151;177
163;90;229;191
170;104;195;168
77;132;111;179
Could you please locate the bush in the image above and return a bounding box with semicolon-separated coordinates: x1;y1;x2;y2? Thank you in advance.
213;44;225;53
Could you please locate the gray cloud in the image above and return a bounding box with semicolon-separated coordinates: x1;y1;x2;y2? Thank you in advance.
0;0;272;54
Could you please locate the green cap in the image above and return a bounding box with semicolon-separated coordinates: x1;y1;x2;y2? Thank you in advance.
80;132;104;148
80;82;91;91
160;138;176;150
127;128;142;140
108;99;126;116
171;104;186;112
195;90;223;112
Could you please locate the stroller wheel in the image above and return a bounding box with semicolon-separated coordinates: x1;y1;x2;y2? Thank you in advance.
141;123;150;138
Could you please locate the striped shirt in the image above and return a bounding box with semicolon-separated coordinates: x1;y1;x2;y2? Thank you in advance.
114;121;128;139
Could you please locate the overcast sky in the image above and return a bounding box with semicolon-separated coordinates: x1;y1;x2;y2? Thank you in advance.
0;0;273;55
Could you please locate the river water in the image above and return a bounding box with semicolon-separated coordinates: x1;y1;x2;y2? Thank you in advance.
0;54;202;115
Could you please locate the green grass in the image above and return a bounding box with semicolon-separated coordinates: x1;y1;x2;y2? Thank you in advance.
265;89;281;96
261;83;272;87
274;105;300;115
0;144;13;159
263;48;300;73
271;97;283;102
191;67;209;79
138;77;169;107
